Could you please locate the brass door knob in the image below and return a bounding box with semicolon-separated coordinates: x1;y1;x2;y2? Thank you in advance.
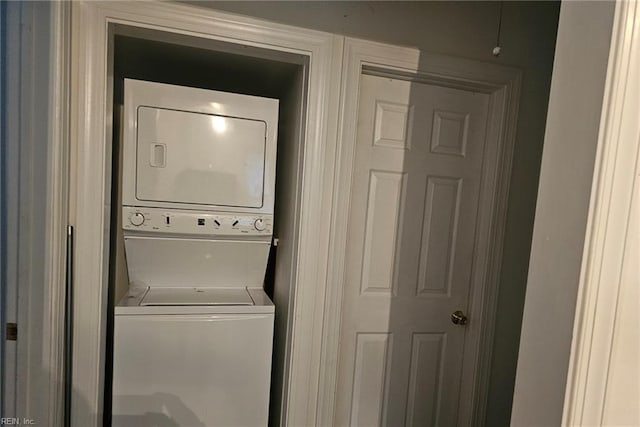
451;310;468;325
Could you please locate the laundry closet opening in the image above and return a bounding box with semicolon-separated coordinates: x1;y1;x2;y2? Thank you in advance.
105;24;308;426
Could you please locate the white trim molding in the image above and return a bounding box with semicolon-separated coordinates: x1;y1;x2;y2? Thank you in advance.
69;2;341;426
3;2;70;425
563;1;640;425
44;2;71;425
317;37;521;425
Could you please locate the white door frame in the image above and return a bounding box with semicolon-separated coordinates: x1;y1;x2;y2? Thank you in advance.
562;0;640;424
68;2;341;426
317;38;521;425
3;2;70;425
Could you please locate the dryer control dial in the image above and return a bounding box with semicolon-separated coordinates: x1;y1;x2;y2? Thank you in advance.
130;212;145;226
254;218;266;231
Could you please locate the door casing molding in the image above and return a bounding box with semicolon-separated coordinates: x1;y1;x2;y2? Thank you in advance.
68;2;341;426
4;2;70;424
562;1;640;424
44;2;71;425
317;37;521;425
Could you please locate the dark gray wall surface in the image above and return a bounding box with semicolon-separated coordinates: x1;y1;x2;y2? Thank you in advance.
183;2;560;424
511;2;615;425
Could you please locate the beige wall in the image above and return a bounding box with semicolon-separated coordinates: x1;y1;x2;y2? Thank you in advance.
186;2;560;424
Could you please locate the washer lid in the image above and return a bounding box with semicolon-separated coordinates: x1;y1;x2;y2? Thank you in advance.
140;287;254;306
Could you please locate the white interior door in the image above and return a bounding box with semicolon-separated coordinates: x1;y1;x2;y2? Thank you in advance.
334;73;491;426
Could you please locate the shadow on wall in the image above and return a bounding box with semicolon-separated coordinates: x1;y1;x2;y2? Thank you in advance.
112;392;204;427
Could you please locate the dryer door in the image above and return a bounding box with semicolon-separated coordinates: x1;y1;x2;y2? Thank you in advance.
135;106;267;208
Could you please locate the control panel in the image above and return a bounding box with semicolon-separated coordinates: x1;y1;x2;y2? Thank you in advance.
122;206;273;237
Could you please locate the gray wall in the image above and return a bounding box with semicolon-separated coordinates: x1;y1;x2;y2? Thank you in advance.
187;1;560;424
511;2;615;425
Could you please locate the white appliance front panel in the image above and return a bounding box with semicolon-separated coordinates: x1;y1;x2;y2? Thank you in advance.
112;312;274;427
136;107;266;208
122;79;279;215
124;236;270;288
121;206;273;237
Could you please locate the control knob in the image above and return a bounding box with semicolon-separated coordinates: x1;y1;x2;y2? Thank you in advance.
254;218;266;231
130;212;145;226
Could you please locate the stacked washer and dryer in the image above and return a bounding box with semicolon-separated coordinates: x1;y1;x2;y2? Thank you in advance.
112;79;278;427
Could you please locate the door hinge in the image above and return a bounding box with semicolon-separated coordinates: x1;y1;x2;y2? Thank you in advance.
6;322;17;341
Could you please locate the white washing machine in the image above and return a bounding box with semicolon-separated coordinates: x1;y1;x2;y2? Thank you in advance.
112;79;278;427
